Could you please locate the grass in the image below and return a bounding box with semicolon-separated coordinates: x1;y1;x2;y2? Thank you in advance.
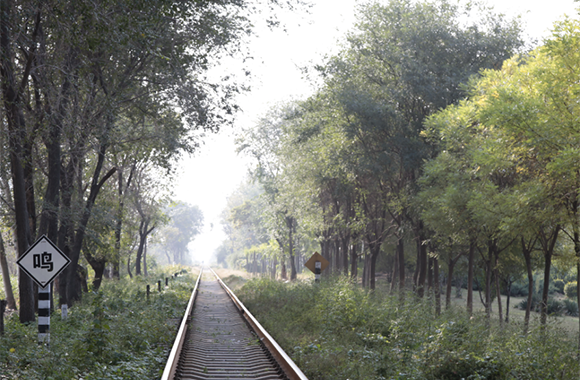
212;267;250;290
0;266;196;380
237;274;580;380
445;287;580;333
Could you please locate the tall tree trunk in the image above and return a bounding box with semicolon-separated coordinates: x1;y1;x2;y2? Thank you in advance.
445;252;463;309
494;251;503;326
271;256;277;279
391;248;399;292
416;224;427;297
36;42;73;245
341;234;349;277
369;244;380;290
522;240;534;333
23;138;36;237
143;239;148;277
362;252;369;288
482;240;497;321
434;256;441;315
136;219;148;276
287;216;297;281
0;232;16;310
114;169;124;279
127;254;132;279
57;159;76;307
66;139;116;304
540;255;552;326
397;237;405;291
350;239;358;282
113;164;134;279
446;257;456;309
427;256;433;293
504;277;512;324
280;242;287;280
0;0;35;322
539;225;559;326
467;240;475;316
37;112;61;242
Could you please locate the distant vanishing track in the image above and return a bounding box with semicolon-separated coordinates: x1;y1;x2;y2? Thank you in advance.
161;268;307;380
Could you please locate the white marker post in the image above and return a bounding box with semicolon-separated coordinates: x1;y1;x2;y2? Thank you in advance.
61;304;68;320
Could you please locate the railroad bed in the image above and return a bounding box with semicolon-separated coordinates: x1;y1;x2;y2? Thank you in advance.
161;268;307;380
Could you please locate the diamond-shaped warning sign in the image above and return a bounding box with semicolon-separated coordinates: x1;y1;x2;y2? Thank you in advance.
304;252;329;274
17;235;70;288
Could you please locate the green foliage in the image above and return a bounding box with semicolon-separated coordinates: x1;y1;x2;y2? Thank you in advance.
553;279;566;294
508;281;529;297
564;281;578;299
562;299;579;317
0;270;194;379
238;277;578;379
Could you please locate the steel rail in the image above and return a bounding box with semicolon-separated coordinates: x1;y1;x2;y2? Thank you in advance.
209;267;308;380
160;268;203;380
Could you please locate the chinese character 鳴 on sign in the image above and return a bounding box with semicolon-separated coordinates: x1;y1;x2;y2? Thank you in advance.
33;252;53;272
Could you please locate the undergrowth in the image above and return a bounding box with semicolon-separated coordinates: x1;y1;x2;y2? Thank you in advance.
237;276;579;380
0;267;195;380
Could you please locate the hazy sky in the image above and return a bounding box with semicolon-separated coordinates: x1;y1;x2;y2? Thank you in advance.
174;0;580;264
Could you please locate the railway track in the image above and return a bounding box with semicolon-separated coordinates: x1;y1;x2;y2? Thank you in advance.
161;268;308;380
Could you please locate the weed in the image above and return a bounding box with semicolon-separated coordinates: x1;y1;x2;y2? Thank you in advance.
0;270;195;379
238;275;580;380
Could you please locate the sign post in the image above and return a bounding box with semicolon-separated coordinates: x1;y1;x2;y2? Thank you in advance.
16;235;70;344
304;252;329;283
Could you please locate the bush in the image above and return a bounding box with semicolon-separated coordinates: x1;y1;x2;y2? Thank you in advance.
508;282;529;297
563;299;578;316
564;281;578;299
238;276;579;379
546;298;565;316
516;293;540;312
425;350;507;380
517;295;567;316
0;270;195;379
553;279;565;294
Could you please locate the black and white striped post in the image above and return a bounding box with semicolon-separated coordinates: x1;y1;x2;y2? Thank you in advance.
15;236;71;346
315;261;321;283
38;284;50;344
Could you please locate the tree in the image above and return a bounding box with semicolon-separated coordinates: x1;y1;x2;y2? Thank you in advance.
0;0;301;315
238;103;305;280
151;201;203;265
296;0;525;291
129;166;167;276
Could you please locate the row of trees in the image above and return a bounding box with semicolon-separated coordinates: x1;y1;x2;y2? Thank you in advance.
223;0;580;340
0;0;291;323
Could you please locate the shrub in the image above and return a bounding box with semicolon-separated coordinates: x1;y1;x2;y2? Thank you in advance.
239;276;580;379
508;282;529;297
553;279;565;294
562;299;578;316
425;350;507;380
517;295;566;316
0;271;195;379
516;293;540;312
546;298;565;316
564;281;578;299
